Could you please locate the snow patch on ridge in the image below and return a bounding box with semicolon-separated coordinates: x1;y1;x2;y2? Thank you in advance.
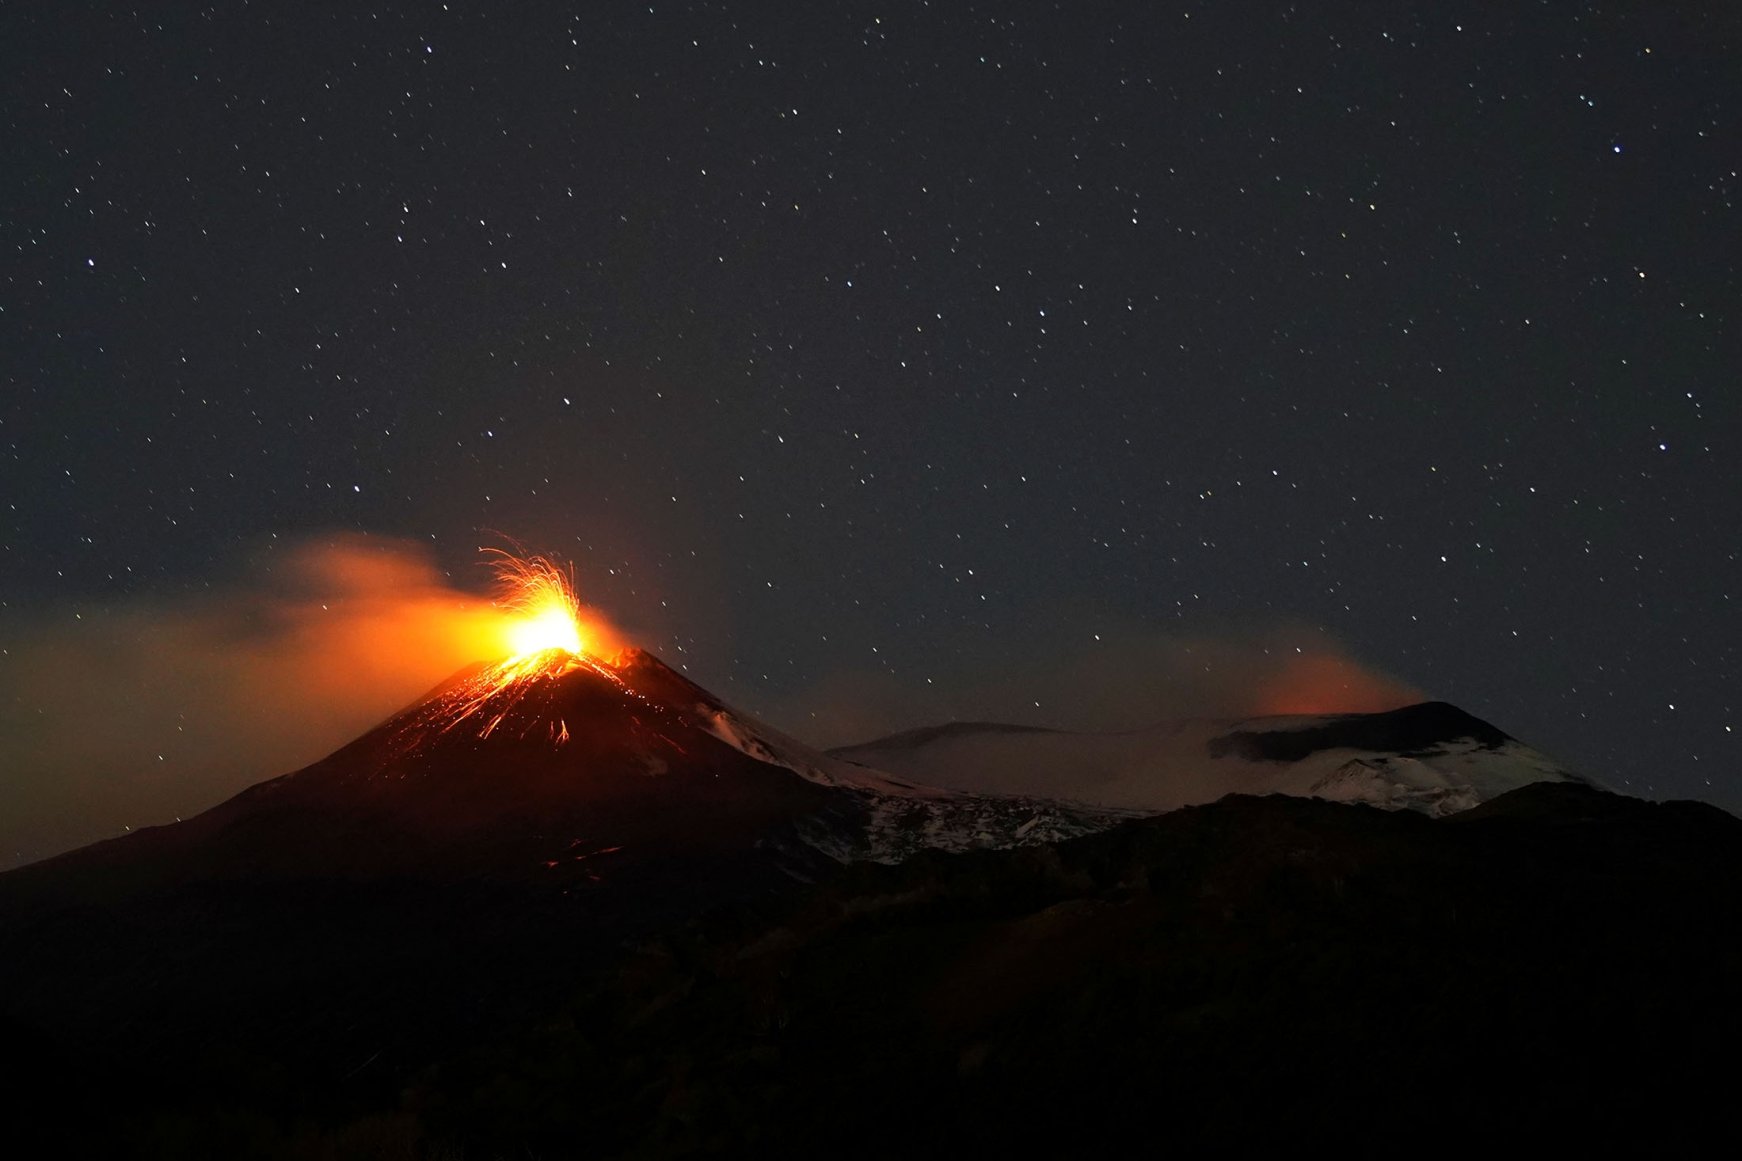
798;790;1136;866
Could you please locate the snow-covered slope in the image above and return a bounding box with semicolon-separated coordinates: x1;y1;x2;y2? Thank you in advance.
828;701;1592;818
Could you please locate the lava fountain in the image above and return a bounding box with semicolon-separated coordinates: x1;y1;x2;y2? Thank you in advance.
493;549;588;658
418;547;627;742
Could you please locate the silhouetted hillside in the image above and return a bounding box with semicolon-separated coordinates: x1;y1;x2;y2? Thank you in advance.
3;695;1736;1157
422;783;1742;1156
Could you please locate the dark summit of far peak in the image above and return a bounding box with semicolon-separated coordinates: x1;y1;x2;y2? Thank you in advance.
1208;700;1515;763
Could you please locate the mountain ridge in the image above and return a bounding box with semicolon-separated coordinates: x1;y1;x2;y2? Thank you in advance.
830;698;1591;817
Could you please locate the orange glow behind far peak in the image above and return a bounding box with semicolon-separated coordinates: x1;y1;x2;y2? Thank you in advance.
1252;652;1421;716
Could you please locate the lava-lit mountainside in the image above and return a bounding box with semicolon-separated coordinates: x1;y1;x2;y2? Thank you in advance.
3;650;839;897
831;700;1591;816
1;648;1117;903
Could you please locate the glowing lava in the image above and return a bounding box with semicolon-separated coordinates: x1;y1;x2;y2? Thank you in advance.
508;607;584;658
413;547;626;742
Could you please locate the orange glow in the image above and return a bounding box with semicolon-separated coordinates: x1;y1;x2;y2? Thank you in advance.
508;607;583;657
1253;652;1422;716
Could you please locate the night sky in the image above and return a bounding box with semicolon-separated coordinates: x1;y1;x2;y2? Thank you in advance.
4;2;1738;857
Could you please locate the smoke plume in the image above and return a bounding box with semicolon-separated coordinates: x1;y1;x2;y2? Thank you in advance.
0;535;568;865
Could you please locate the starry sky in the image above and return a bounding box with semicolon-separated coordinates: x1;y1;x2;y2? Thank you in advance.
3;1;1738;855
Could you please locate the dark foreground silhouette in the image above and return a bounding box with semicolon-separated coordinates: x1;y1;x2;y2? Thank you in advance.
3;780;1740;1156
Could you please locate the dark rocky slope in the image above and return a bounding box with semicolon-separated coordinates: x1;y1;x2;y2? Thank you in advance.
424;782;1742;1156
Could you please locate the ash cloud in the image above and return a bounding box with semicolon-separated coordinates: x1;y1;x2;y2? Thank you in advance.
0;535;511;866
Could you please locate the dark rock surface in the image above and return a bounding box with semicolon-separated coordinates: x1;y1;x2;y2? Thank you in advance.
1208;699;1514;761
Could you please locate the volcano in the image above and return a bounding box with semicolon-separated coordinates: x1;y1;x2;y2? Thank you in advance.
4;648;1118;895
0;646;1115;1105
